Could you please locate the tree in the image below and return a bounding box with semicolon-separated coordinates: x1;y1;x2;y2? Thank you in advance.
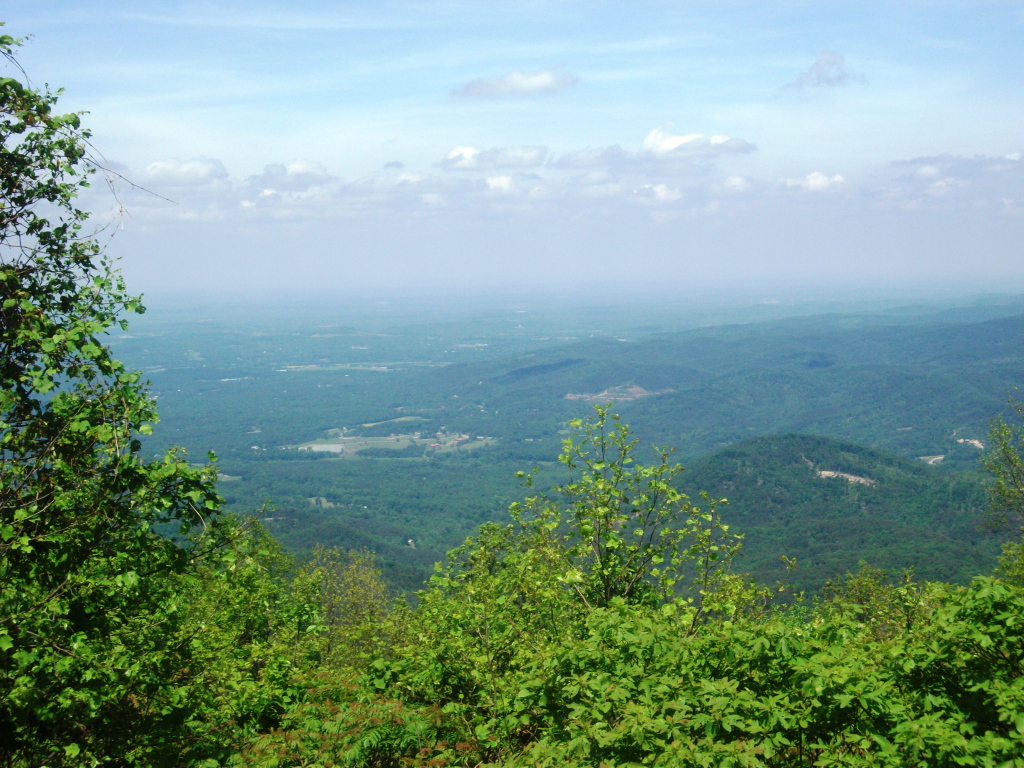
984;389;1024;585
984;389;1024;533
0;28;224;766
513;405;745;630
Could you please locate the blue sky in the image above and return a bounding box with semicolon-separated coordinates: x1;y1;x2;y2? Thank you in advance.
5;1;1024;296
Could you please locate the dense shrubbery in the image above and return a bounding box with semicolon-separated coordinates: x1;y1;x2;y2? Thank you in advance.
225;424;1024;768
3;28;1024;768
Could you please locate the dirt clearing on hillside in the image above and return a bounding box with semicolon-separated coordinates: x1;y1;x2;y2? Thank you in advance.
566;385;669;404
816;470;876;486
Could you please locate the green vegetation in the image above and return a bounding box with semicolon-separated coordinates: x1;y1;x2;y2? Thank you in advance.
191;435;998;593
4;30;1024;767
289;429;493;458
985;390;1024;588
682;434;997;589
984;390;1024;534
0;30;226;763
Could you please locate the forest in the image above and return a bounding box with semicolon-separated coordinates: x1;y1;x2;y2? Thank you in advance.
110;294;1024;591
3;27;1024;768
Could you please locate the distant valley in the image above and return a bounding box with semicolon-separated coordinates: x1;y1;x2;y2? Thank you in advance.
115;297;1024;590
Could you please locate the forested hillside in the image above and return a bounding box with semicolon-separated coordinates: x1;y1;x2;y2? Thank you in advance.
682;435;996;589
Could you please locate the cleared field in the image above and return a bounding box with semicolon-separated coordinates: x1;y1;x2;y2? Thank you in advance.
279;362;449;372
565;384;670;404
288;431;495;458
328;416;426;432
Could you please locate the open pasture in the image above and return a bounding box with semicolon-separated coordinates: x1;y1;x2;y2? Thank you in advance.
289;430;494;457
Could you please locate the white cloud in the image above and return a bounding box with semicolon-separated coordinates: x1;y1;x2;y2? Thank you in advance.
724;175;750;192
454;67;578;98
643;129;705;153
113;125;763;227
653;184;681;202
441;145;547;170
640;183;682;203
441;146;479;170
785;53;863;89
552;129;754;178
784;171;845;191
926;178;968;197
885;152;1024;208
233;162;338;212
641;128;755;157
893;153;1023;180
245;161;335;192
115;147;1021;231
138;157;228;187
486;175;512;192
835;152;1022;217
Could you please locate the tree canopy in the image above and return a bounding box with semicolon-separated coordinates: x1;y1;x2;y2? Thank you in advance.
0;27;224;765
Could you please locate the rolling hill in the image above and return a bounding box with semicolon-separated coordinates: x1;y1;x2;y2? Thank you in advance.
680;434;998;590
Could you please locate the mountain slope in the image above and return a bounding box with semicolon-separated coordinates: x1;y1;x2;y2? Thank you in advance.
680;434;999;590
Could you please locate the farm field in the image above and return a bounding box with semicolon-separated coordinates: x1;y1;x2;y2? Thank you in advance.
289;430;495;457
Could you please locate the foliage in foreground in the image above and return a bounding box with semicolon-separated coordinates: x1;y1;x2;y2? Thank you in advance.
230;417;1024;768
0;26;232;766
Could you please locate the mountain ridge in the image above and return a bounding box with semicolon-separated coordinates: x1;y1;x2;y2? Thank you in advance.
680;433;998;589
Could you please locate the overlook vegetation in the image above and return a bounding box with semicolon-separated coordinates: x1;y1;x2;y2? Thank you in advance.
4;28;1024;768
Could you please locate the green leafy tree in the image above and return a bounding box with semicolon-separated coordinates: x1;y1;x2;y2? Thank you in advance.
0;29;225;766
298;545;404;669
984;390;1024;532
338;409;762;764
984;389;1024;585
513;405;747;630
170;518;327;764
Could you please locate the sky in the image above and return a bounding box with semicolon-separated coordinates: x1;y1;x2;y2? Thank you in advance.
4;1;1024;298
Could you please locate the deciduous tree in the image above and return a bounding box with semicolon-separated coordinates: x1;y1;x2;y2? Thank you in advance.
0;28;224;766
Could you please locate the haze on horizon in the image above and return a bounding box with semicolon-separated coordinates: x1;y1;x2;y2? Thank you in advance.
5;1;1024;299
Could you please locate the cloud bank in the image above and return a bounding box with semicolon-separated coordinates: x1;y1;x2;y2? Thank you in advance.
137;158;229;187
96;142;1024;296
641;128;757;157
105;141;1024;230
552;128;756;179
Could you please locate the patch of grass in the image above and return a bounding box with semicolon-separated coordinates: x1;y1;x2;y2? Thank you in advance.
288;432;495;458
